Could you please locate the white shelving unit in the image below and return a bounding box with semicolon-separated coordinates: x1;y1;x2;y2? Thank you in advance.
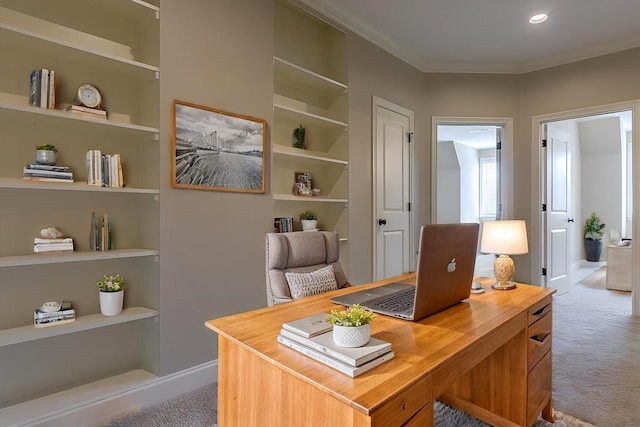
0;0;160;413
273;1;350;257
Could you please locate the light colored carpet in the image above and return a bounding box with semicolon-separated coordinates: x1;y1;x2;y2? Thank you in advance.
552;277;639;427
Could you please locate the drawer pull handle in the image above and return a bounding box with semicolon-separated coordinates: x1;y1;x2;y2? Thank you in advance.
532;304;550;317
531;332;550;343
402;402;407;410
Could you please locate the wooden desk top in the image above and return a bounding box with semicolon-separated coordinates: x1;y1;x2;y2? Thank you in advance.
205;274;555;416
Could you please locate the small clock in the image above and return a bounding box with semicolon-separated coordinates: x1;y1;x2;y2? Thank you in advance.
77;83;102;109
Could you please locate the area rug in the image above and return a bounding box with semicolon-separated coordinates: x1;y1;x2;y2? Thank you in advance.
109;383;593;427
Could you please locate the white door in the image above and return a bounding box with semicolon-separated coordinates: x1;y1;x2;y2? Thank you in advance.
543;124;572;293
373;97;413;280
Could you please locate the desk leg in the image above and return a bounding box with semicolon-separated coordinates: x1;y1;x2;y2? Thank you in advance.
542;400;554;423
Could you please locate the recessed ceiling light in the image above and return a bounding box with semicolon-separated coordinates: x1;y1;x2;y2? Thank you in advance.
529;13;548;24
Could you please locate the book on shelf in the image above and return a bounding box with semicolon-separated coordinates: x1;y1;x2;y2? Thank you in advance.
274;217;294;233
23;176;75;183
34;316;76;328
89;212;112;251
39;68;49;109
29;70;40;107
25;163;71;172
68;105;107;116
48;69;56;109
276;334;395;378
34;237;73;244
282;312;333;338
279;328;392;367
34;241;74;253
86;149;123;187
23;167;74;179
34;301;76;327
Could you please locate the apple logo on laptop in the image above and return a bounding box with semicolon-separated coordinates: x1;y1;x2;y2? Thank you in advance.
447;258;457;273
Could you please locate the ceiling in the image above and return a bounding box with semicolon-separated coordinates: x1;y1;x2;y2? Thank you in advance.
296;0;640;74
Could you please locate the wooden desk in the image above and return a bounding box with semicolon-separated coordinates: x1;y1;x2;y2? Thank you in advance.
205;274;555;426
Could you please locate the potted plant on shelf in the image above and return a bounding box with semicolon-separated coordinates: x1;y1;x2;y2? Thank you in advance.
300;210;318;231
584;212;605;262
293;125;306;149
35;144;58;165
327;304;376;347
96;274;126;316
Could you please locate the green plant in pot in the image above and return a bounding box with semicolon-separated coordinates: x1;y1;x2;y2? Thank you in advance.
327;304;376;347
293;125;306;149
96;274;126;316
584;212;605;262
35;144;58;165
300;210;317;231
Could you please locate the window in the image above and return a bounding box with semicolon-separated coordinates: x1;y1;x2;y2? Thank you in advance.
480;157;496;217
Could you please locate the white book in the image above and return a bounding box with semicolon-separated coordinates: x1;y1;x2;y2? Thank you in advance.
279;328;391;367
34;237;73;244
48;69;55;109
34;242;74;252
40;68;49;109
277;335;394;378
282;312;333;338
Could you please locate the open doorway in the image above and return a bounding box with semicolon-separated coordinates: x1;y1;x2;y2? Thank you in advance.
431;117;514;279
534;101;638;315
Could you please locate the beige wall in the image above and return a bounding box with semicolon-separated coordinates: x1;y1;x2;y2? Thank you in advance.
158;0;640;374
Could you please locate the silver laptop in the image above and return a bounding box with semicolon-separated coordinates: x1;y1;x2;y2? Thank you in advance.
331;223;479;321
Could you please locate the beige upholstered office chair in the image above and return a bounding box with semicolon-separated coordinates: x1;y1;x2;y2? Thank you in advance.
265;231;349;306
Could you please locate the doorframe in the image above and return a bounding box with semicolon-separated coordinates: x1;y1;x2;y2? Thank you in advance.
431;117;514;223
372;96;415;277
531;100;640;316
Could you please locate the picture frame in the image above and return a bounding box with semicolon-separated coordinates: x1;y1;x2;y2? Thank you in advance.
171;100;266;193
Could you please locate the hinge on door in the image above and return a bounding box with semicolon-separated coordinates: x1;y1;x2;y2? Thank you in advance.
496;141;502;150
542;204;547;212
406;132;413;143
542;268;547;276
541;139;547;148
407;202;411;211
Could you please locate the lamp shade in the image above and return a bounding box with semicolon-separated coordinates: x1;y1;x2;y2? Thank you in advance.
480;220;528;255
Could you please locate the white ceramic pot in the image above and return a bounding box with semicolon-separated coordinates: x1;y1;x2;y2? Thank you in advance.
36;149;58;165
301;219;318;231
100;290;124;316
332;324;370;347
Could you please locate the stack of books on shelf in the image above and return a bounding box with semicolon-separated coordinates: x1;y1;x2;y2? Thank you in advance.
33;237;74;253
86;149;123;187
34;301;76;328
89;212;112;251
29;68;56;109
277;313;395;378
274;217;294;233
67;105;107;119
23;163;74;183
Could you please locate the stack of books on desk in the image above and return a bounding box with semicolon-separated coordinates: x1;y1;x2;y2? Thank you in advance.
277;313;394;378
34;302;76;328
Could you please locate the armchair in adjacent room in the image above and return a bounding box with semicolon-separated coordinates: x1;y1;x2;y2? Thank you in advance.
265;231;349;306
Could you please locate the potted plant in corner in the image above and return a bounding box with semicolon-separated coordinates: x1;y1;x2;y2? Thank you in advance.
300;210;318;231
327;304;376;347
97;274;125;316
584;212;605;262
35;144;58;165
293;124;306;149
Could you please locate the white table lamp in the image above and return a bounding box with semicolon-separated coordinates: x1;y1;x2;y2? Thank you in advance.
480;220;528;290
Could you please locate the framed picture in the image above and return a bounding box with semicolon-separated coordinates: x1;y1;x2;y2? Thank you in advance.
171;100;266;193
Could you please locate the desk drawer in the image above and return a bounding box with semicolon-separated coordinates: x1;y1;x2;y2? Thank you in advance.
373;376;431;426
528;297;552;326
527;351;552;422
528;311;552;370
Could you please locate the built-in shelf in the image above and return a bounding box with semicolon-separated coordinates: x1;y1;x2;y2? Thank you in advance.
273;56;347;95
273;144;348;166
0;249;159;268
273;194;348;203
274;103;348;130
0;178;158;194
0;307;158;347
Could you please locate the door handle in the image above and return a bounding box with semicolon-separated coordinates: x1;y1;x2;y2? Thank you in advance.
378;218;387;226
568;218;575;222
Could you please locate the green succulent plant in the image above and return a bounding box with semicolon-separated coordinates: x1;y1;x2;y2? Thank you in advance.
35;144;57;152
299;210;317;220
326;304;376;327
293;125;306;149
96;274;126;292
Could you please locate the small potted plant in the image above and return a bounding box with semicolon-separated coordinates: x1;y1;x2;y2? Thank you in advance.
96;274;126;316
584;212;605;262
300;210;318;231
326;304;376;347
35;144;58;165
293;125;306;149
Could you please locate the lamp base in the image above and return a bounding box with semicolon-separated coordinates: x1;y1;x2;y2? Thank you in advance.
491;280;517;290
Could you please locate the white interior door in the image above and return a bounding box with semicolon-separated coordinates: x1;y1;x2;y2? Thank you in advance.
373;97;413;280
543;124;573;293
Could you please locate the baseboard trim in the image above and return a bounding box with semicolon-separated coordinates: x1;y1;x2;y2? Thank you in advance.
1;360;218;427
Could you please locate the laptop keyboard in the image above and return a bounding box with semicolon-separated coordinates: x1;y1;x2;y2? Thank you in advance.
371;287;415;312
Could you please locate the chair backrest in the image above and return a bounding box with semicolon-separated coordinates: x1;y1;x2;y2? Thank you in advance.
265;231;349;306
